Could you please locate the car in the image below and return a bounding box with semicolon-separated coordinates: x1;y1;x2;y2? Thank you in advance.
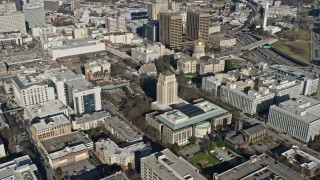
229;154;234;157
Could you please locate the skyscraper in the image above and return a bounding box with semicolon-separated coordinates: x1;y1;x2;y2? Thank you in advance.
186;11;210;42
263;2;269;30
156;72;178;106
147;2;160;20
159;12;182;49
23;4;45;29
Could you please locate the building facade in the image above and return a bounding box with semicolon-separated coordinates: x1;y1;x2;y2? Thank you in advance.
23;4;45;29
159;12;182;49
156;72;178;106
186;11;210;42
106;17;127;32
0;12;26;33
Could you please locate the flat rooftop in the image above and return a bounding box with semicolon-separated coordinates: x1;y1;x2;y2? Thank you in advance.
49;144;87;160
269;65;317;79
45;67;78;81
217;154;305;180
12;74;46;89
66;78;98;91
41;131;92;153
100;171;129;180
155;100;229;130
276;95;320;123
32;114;70;131
104;116;142;142
74;111;110;124
25;99;68;119
142;149;206;180
96;139;147;159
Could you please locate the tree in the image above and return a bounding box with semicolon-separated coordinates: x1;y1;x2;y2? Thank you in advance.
170;143;180;152
215;137;225;147
225;59;233;71
205;141;216;153
188;136;196;144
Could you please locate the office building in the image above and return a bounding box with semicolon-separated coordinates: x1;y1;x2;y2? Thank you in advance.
0;1;17;14
156;72;178;106
159;12;182;49
144;20;159;42
202;76;221;96
141;149;206;180
198;58;225;75
72;111;110;130
73;28;88;39
157;0;168;11
12;75;55;107
24;99;69;120
0;138;5;158
30;114;72;145
84;60;111;82
131;45;163;64
209;34;236;47
0;12;26;33
146;100;232;146
177;57;197;74
147;2;160;20
215;154;304;180
268;96;320;142
282;146;320;177
186;11;210;42
23;4;45;29
0;155;38;180
106;17;127;32
102;116;142;143
220;81;275;115
95;139;150;170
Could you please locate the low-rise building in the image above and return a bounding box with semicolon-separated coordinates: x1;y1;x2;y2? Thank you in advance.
146;100;232;146
30;114;72;145
73;28;88;39
177;57;197;74
24;99;69;120
100;32;134;45
202;76;221;96
100;171;129;180
141;149;206;180
0;138;5;158
95;138;150;170
131;46;160;64
268;96;320;142
72;111;110;130
102;116;142;143
84;60;111;82
209;34;236;47
0;155;38;180
198;58;225;75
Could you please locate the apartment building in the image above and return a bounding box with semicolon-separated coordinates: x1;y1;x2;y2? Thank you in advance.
12;75;55;107
268;96;320;142
30;114;72;145
159;12;182;49
141;149;206;180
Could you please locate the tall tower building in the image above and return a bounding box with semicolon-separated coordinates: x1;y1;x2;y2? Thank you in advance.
159;12;182;49
23;4;45;29
147;2;160;20
186;11;210;42
263;2;269;29
157;72;178;106
106;17;127;32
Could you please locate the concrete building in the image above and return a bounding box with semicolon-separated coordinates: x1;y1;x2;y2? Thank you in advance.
0;12;26;33
100;32;134;45
221;81;275;115
268;96;320;142
186;11;210;42
282;146;320;177
193;38;206;59
177;57;197;74
12;75;55;107
202;76;221;96
84;60;111;82
209;34;236;47
198;58;225;75
102;116;142;143
215;154;304;180
30;114;72;145
49;39;105;60
0;1;17;14
209;24;221;34
95;139;149;170
144;20;159;42
147;2;160;20
44;0;61;11
106;17;127;32
101;171;129;180
146;100;232;146
24;99;69;120
0;138;5;158
141;149;206;180
72;111;110;130
131;44;165;64
73;28;88;39
23;4;45;29
0;155;38;180
159;12;182;49
156;72;178;106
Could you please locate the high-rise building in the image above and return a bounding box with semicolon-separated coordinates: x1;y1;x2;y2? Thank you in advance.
263;2;268;29
106;17;127;32
0;1;17;14
156;72;178;106
147;2;160;20
159;12;182;49
144;20;159;42
23;4;46;29
157;0;168;11
0;12;26;33
186;11;210;42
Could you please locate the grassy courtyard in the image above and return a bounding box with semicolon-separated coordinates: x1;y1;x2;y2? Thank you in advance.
189;152;220;168
272;29;311;63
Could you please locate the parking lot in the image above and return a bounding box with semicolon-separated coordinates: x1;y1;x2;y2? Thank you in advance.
211;147;237;163
61;159;100;180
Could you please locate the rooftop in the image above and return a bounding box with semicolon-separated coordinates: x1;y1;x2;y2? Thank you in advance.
141;149;206;180
269;65;318;79
155;100;229;130
96;139;147;159
275;95;320;123
217;154;304;180
74;111;110;124
104;116;142;142
49;144;87;160
66;78;98;91
41;131;92;153
32;114;70;131
45;67;78;81
242;123;266;136
12;74;46;90
25;99;68;119
100;171;129;180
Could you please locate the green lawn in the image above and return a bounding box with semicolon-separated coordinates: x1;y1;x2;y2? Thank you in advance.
189;152;220;168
